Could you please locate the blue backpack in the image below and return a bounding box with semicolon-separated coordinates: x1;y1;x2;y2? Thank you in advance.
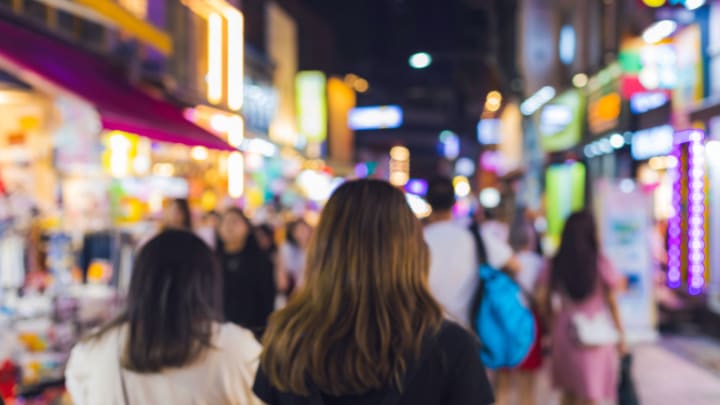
473;264;536;369
468;223;536;370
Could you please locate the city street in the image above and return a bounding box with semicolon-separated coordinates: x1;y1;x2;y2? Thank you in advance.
528;337;720;405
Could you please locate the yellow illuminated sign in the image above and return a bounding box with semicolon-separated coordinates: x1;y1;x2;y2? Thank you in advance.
296;71;328;143
74;0;172;55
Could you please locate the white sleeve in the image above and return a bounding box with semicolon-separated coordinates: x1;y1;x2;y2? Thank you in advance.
64;344;91;405
225;328;264;405
481;228;513;269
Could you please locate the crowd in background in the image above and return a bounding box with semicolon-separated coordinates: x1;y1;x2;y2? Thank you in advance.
62;178;627;405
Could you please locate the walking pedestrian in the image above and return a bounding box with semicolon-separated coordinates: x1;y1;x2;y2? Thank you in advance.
278;219;311;294
218;208;276;336
65;230;263;405
541;212;626;405
254;179;494;405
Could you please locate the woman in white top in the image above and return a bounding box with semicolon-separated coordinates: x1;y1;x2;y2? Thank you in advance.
65;230;263;405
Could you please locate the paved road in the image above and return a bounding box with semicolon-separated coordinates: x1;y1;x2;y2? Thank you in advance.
503;339;720;405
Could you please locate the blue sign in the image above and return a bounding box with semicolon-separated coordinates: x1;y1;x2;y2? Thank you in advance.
348;105;403;130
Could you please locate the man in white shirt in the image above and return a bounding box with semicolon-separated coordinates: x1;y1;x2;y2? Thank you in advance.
424;178;516;328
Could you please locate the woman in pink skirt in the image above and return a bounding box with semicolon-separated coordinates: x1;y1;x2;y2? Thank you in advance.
542;212;626;405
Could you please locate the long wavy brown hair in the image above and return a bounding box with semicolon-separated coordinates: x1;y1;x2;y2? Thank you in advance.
260;179;443;396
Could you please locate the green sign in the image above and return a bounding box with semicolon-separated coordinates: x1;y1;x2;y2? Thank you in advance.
537;90;585;152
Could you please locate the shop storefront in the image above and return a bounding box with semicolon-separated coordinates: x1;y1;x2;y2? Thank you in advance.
0;19;233;400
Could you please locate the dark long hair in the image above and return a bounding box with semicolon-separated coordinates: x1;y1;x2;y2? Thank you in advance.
169;198;193;230
261;180;443;396
551;211;599;301
91;230;222;372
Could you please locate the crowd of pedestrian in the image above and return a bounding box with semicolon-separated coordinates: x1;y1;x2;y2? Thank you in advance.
63;177;626;405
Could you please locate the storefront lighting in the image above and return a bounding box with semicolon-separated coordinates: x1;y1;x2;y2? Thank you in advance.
706;140;720;158
642;20;678;44
354;78;369;93
210;114;229;132
227;116;244;147
239;138;277;157
619;179;636;194
348;105;403;130
685;0;706;10
479;188;501;209
108;132;132;177
207;12;223;104
455;157;476;177
485;91;503;112
390;146;410;161
559;25;576;65
438;131;460;160
572;73;589;88
296;71;328;142
409;52;432;69
642;0;666;7
405;193;432;218
520;86;556;116
610;133;626;149
453;176;471;198
153;163;175;177
191;146;209;161
227;152;244;198
226;8;244;111
631;125;675;160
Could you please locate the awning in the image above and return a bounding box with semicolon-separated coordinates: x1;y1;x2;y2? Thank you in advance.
0;19;233;151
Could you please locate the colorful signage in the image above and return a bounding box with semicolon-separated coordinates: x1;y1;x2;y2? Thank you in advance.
348;105;403;130
595;179;657;343
537;90;585;152
630;91;670;114
672;25;703;129
631;125;675;160
296;71;328;142
545;162;586;251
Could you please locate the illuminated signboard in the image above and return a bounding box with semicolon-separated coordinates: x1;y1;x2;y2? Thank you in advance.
631;125;675;160
537;90;585;152
348;105;403;130
630;92;669;114
296;71;328;142
546;162;586;250
588;92;622;134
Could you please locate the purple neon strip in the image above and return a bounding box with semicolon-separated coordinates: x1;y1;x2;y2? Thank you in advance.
687;131;706;295
668;139;683;289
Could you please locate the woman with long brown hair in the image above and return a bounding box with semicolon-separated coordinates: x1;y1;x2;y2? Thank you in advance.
253;179;494;405
544;211;625;405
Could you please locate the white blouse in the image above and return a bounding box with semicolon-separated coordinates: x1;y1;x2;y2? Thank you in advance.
65;323;263;405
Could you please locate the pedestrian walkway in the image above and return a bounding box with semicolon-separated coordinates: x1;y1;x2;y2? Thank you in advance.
634;341;720;405
522;339;720;405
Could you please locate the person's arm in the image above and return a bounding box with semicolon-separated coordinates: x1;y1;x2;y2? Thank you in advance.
606;288;627;354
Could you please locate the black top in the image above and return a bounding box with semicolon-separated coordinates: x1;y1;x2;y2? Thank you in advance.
253;322;494;405
218;239;275;334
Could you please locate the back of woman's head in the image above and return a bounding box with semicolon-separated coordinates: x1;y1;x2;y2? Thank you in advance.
121;230;222;372
261;179;443;396
552;211;599;301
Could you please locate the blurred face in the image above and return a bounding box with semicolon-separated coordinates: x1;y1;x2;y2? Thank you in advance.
292;222;312;247
163;201;186;229
219;211;250;246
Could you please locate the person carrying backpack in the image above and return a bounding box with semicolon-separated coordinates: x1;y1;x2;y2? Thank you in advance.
470;208;542;405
